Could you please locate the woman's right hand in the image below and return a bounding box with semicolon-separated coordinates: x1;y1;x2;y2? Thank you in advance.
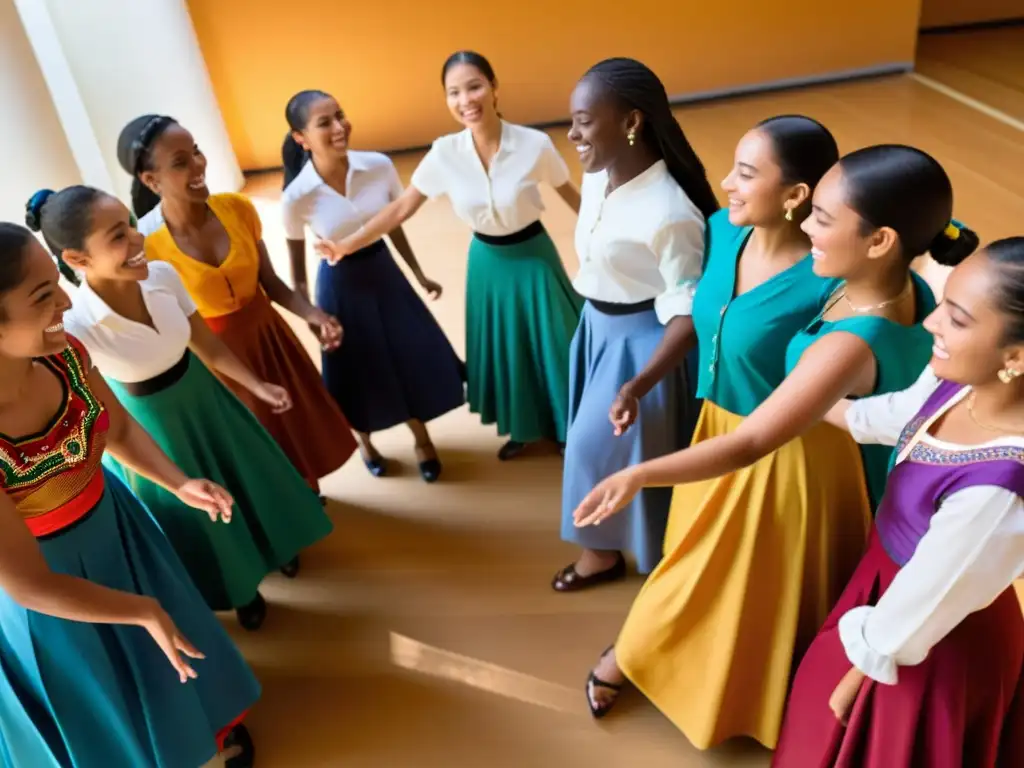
609;386;640;436
139;599;205;683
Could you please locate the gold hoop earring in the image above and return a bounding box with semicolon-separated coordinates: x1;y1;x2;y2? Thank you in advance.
998;367;1021;384
627;132;635;147
784;208;793;222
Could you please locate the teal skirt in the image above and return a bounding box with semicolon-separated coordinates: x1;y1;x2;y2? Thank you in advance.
104;351;333;610
0;469;260;767
466;225;582;443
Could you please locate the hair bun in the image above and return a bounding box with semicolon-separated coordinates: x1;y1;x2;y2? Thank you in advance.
24;189;55;232
929;218;980;267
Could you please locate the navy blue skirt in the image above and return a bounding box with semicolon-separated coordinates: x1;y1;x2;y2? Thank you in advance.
315;239;466;434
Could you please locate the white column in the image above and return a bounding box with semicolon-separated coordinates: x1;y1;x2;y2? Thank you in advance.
13;0;242;205
0;0;81;223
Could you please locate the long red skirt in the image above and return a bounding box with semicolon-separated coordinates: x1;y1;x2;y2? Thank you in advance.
205;291;357;491
773;530;1024;768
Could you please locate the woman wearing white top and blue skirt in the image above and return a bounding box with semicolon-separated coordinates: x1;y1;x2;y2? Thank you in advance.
281;90;464;482
28;185;334;632
553;59;718;590
316;51;584;460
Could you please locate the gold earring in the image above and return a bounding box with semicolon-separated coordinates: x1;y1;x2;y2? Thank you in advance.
998;367;1021;384
784;207;793;222
627;132;635;147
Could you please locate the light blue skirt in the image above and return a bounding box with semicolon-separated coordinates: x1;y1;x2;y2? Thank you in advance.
0;468;260;767
560;302;697;574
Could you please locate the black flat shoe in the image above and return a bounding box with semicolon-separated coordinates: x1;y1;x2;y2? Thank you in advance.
280;555;300;578
363;456;387;477
223;723;255;768
498;440;526;461
235;593;267;631
418;458;442;483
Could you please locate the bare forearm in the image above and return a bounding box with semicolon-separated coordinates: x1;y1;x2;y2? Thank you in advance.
632;432;756;488
262;274;317;320
190;341;263;395
623;315;695;399
287;240;310;301
346;197;415;253
387;226;424;279
11;571;155;627
107;420;188;494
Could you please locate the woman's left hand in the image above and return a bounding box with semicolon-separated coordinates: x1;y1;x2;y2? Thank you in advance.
418;275;443;301
175;479;234;523
308;309;343;351
828;666;866;726
573;469;644;527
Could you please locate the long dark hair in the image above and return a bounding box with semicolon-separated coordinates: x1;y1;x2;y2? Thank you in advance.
24;186;110;286
583;58;718;219
282;89;332;190
838;144;978;266
116;114;178;218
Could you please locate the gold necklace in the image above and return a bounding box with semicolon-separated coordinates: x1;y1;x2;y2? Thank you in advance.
842;279;912;314
966;391;1024;434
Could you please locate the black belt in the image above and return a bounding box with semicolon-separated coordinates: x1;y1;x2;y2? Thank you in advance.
588;298;656;316
473;220;544;246
120;350;191;396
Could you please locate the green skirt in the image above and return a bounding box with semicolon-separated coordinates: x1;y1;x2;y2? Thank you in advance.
103;352;333;611
466;226;582;443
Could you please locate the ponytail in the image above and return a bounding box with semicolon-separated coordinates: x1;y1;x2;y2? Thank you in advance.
24;186;111;288
116;114;177;218
584;58;719;220
130;178;162;220
281;133;310;190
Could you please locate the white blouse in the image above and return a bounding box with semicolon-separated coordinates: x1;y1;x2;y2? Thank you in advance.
840;367;1024;685
64;261;197;383
409;121;570;237
281;151;404;242
573;160;705;324
136;207;164;237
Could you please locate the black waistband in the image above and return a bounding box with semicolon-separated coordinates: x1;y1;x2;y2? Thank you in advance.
347;239;389;260
120;350;191;396
472;220;545;246
587;298;656;316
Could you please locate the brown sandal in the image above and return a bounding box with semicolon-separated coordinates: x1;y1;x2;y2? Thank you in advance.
586;645;623;719
551;554;626;592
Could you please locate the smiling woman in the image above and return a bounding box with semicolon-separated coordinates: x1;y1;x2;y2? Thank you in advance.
116;115;358;498
314;51;584;461
0;222;260;766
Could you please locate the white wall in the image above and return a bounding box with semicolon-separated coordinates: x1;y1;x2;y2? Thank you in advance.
0;0;81;224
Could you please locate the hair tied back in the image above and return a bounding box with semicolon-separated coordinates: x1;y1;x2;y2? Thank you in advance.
930;217;980;268
25;189;55;232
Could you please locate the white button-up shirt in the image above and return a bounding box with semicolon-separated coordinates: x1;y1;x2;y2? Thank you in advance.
281;151;404;242
63;261;196;383
573;160;705;324
410;121;570;236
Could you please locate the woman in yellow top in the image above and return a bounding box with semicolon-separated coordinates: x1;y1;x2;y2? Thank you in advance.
116;114;356;501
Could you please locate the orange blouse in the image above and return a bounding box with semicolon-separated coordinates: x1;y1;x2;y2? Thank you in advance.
145;193;265;319
0;336;109;536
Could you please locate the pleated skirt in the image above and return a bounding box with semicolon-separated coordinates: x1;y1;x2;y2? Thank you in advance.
465;227;582;444
616;401;872;750
204;290;357;489
560;301;696;573
103;351;333;611
773;530;1024;768
316;239;465;434
0;469;260;767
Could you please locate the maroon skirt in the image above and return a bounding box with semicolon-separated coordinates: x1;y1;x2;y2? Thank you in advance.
205;291;357;491
773;530;1024;768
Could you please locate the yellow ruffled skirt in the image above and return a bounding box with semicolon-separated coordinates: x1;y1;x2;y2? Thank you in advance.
616;401;872;750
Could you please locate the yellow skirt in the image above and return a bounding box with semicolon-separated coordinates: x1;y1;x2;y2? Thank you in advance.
616;401;872;750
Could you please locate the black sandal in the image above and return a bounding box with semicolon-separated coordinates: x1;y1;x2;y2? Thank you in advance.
552;554;626;592
222;723;255;768
585;646;623;719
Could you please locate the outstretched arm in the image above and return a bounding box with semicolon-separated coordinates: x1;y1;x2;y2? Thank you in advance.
318;187;427;262
575;332;876;525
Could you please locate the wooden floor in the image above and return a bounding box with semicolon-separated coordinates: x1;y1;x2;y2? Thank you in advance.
233;73;1024;766
917;25;1024;125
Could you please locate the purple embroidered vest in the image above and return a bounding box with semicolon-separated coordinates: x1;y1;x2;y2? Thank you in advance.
876;379;1024;565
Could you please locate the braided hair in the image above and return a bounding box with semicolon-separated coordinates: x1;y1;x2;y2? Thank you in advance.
116;115;178;218
583;58;718;219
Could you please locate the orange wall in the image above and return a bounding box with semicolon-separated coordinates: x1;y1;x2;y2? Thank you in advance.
186;0;922;171
920;0;1023;27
